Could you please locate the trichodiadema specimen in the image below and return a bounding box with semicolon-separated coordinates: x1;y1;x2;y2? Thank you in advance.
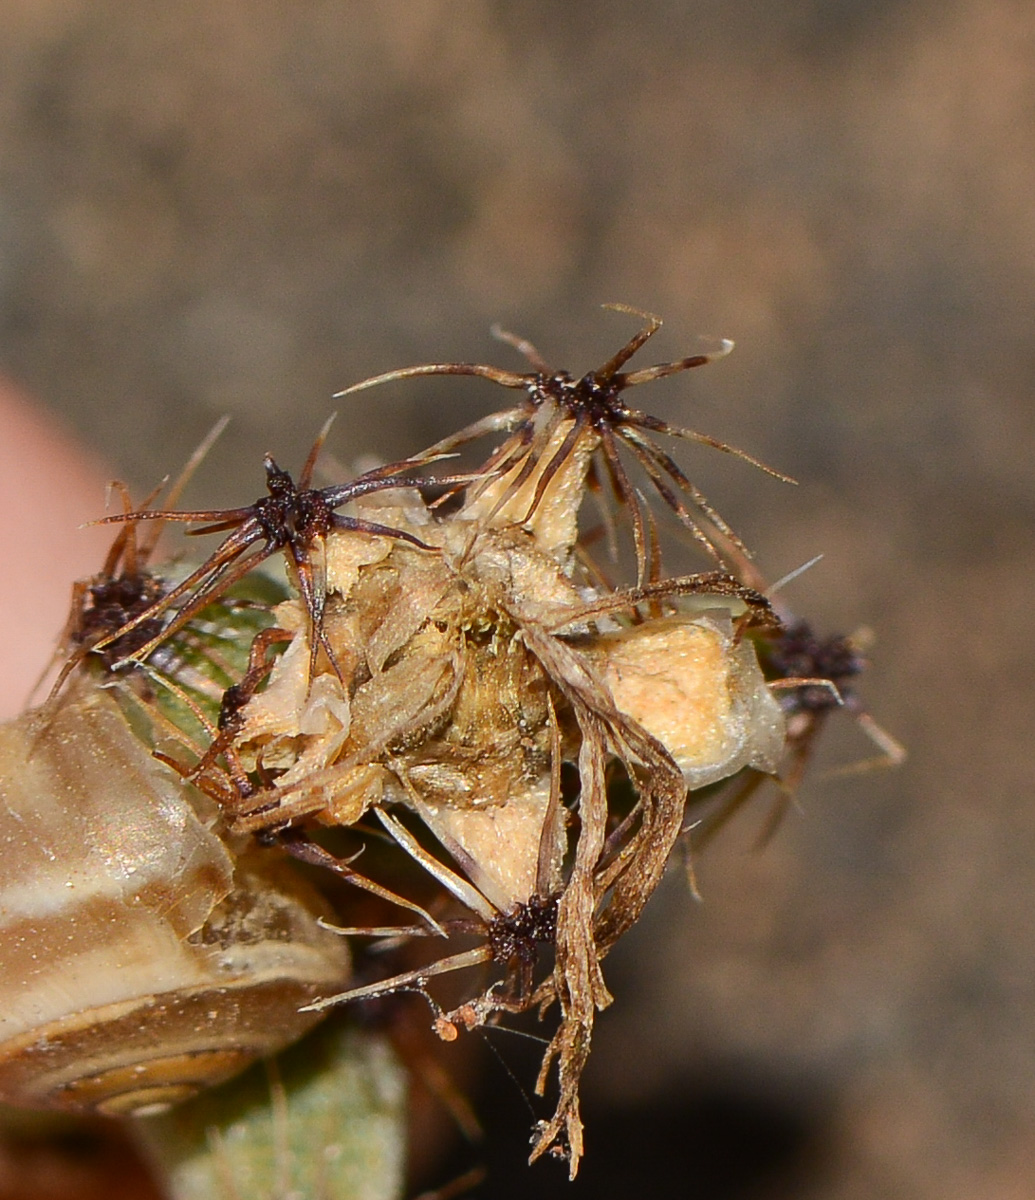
166;411;786;1174
33;309;875;1181
338;304;793;580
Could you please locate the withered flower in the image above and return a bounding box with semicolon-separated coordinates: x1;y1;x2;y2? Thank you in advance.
188;436;785;1172
88;418;449;679
77;312;797;1176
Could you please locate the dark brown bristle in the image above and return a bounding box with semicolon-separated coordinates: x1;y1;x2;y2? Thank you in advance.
87;433;452;680
337;306;793;581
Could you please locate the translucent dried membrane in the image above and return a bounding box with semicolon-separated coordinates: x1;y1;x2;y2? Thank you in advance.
587;613;786;789
687;551;907;852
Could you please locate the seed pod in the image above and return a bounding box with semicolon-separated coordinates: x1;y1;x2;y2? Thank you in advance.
0;676;350;1116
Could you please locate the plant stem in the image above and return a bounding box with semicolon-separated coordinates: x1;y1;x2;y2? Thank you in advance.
135;1017;406;1200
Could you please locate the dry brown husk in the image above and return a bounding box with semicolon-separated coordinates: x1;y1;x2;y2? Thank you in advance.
185;420;785;1174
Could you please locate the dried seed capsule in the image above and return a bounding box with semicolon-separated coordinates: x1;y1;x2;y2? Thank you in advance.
0;677;350;1116
70;324;795;1177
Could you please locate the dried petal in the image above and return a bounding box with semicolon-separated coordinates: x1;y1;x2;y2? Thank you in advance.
589;611;786;788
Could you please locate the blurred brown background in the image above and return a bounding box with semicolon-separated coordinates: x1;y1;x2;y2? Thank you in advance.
1;2;1033;1197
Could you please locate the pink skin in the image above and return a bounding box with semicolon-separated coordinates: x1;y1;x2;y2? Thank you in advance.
0;378;112;719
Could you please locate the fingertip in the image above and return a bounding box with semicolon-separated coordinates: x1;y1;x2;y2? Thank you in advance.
0;377;112;718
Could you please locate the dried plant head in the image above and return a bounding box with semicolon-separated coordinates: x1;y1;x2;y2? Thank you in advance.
337;304;794;580
43;317;804;1178
170;477;787;1174
4;289;911;1195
